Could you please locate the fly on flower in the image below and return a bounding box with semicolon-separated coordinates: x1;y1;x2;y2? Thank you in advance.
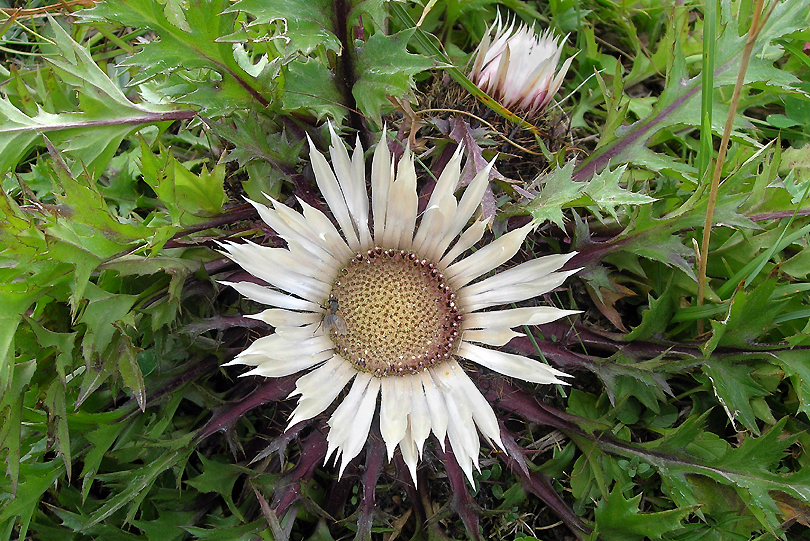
320;295;348;335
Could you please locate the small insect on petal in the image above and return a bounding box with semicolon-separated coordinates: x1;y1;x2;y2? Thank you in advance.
321;295;348;334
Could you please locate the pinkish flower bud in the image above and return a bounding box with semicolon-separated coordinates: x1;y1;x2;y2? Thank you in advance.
469;15;572;116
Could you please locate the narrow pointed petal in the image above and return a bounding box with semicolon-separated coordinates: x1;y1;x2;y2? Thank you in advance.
411;205;448;258
408;377;431;456
219;281;320;312
420;370;448;449
371;130;392;245
236;350;332;378
459;268;580;311
432;161;492;258
298;198;354;262
458;341;571;384
447;359;503;449
335;376;381;477
326;373;375;462
380;377;412;459
462;327;523;347
470;31;491;79
229;334;333;375
399;425;419;485
433;366;480;484
350;135;373;247
221;239;332;280
383;149;418;249
309;135;361;251
438;219;488;268
287;356;356;427
246;198;341;267
220;242;330;301
246;309;320;327
446;223;534;288
462;306;581;329
329;127;372;248
459;252;577;298
424;145;463;211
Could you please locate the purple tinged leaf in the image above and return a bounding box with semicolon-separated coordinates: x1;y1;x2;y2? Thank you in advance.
251;484;289;541
272;427;329;516
437;443;484;541
197;376;296;442
355;437;386;541
497;425;591;538
447;117;500;221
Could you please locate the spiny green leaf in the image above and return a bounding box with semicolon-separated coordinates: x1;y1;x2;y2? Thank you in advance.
282;58;346;123
80;420;126;502
0;461;63;539
525;161;583;229
26;317;77;480
0;284;47;395
224;0;341;55
594;485;692;540
83;435;195;529
138;138;227;226
81;0;265;112
771;349;810;416
641;418;810;536
581;164;656;220
705;278;786;353
207;114;304;169
116;333;146;412
0;360;36;497
0;18;193;177
76;283;138;365
131;509;198;541
185;454;246;520
701;360;769;434
353;29;433;124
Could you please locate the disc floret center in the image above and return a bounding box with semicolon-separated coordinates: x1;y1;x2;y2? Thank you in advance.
330;248;461;377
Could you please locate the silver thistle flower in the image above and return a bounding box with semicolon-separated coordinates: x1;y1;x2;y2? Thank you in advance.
220;127;579;484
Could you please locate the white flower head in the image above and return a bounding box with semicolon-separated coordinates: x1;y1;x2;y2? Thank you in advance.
469;14;573;116
221;126;579;485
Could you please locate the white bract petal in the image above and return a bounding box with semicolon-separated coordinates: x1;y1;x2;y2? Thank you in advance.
420;370;449;449
459;268;580;312
287;356;356;428
459;252;577;297
371;129;392;245
380;377;412;459
399;425;419;485
458;341;571;384
463;306;581;329
445;223;534;287
246;309;320;327
438;219;488;268
219;281;319;312
309;135;361;251
408;377;432;456
462;327;523;347
331;376;381;477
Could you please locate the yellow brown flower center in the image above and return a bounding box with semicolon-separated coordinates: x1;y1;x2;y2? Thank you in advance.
329;248;461;377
